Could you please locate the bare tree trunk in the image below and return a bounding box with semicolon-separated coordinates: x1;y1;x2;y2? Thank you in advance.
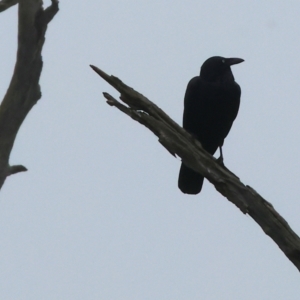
91;65;300;272
0;0;59;189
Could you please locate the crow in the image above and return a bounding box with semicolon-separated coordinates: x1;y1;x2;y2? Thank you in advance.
178;56;243;194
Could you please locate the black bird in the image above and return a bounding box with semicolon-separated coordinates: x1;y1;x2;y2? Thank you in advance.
178;56;243;194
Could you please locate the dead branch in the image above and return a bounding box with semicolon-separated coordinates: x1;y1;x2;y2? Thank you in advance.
0;0;59;189
0;0;18;12
91;64;300;272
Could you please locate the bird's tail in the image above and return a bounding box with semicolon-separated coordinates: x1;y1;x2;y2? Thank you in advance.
178;163;204;195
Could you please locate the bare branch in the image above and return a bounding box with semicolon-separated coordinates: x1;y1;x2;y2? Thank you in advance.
6;165;27;176
43;0;59;24
91;65;300;271
0;1;59;189
0;0;18;12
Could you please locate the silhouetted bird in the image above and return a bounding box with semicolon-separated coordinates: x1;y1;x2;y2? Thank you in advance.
178;56;243;194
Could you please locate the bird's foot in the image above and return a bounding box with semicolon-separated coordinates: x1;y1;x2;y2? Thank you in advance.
216;156;224;166
216;159;240;180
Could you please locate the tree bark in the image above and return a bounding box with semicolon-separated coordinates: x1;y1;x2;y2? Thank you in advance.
91;64;300;272
0;0;59;189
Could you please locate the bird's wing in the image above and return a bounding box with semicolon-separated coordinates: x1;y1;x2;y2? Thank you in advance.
182;76;206;135
182;76;217;140
182;77;241;154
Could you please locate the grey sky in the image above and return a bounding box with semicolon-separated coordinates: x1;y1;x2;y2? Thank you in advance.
1;1;300;299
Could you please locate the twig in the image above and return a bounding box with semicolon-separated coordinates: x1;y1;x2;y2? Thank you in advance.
0;0;18;13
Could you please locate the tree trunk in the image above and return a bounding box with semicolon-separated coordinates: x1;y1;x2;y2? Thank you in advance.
0;0;59;189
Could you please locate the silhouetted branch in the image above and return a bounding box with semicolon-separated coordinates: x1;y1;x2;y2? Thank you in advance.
0;0;18;12
91;64;300;272
6;165;27;176
0;0;59;189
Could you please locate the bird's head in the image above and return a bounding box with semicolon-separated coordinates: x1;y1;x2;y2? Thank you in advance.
200;56;244;83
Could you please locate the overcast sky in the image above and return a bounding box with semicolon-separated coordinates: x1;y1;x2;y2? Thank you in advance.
1;1;300;299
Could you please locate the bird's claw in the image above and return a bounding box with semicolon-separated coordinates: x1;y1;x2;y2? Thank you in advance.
216;156;224;166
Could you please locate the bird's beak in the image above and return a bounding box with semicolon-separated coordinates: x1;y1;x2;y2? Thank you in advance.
225;58;244;66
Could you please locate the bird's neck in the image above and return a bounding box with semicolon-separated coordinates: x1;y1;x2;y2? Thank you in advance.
200;69;235;83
